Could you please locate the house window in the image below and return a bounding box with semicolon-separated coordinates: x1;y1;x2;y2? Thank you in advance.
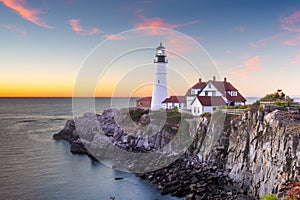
158;80;160;84
212;91;216;96
213;107;216;111
208;83;211;88
194;107;196;113
205;91;208;96
197;107;200;113
228;91;237;96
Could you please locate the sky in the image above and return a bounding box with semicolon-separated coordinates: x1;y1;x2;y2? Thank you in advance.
1;0;300;97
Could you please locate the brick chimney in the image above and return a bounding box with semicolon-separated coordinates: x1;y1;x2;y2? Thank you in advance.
213;76;216;81
199;78;202;82
224;77;227;82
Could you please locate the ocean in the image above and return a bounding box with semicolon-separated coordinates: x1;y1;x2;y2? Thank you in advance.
0;98;182;200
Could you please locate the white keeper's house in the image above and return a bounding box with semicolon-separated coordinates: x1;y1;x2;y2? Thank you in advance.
186;76;246;116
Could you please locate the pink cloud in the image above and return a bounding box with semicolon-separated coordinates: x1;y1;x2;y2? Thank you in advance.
1;23;27;36
1;0;53;28
165;33;193;53
280;10;300;24
283;34;300;46
228;56;262;78
250;33;283;48
68;19;101;36
289;50;300;64
134;16;200;31
102;34;126;40
135;17;179;29
280;10;300;46
234;26;245;33
281;24;300;33
134;16;200;39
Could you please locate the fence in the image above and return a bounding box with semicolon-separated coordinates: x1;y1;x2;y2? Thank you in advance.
221;109;246;115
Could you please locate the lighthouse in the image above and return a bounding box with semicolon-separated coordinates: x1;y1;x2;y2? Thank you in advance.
151;43;168;110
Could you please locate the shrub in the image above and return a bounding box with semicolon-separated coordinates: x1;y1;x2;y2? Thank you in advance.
235;104;249;109
172;106;179;113
129;108;149;122
259;91;294;107
273;100;288;107
200;112;211;118
261;193;279;200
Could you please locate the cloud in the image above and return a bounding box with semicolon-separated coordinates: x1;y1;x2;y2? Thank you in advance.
251;10;300;47
280;10;300;46
280;10;300;24
1;23;27;36
165;33;195;54
289;50;300;64
180;20;201;27
234;26;245;33
283;34;300;46
133;16;201;47
250;33;283;48
135;17;179;29
134;16;200;31
228;56;262;78
102;34;126;40
68;19;101;36
0;0;53;28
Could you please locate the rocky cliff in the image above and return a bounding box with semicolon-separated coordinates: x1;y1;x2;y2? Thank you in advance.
53;108;300;199
197;109;300;199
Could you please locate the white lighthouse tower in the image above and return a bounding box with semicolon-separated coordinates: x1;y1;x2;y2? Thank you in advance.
151;43;168;110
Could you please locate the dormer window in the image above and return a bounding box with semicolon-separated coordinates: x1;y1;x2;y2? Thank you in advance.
227;91;237;96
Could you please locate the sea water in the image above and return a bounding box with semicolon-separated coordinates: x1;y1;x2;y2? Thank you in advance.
0;98;182;200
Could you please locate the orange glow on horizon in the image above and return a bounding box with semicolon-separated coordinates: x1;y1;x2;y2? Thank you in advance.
0;83;154;97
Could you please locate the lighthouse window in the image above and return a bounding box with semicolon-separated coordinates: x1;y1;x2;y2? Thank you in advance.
158;80;160;84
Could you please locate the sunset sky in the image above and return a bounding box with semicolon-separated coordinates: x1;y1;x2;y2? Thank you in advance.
1;0;300;97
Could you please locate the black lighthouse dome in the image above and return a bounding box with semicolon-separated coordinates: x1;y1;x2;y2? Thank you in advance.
154;43;168;63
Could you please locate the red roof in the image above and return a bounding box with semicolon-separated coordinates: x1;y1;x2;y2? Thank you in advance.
212;81;237;92
162;96;186;103
191;81;206;89
210;81;246;102
136;96;152;102
195;96;226;106
185;80;206;96
225;93;246;102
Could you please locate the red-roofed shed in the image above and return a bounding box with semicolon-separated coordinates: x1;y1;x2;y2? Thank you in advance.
136;97;152;109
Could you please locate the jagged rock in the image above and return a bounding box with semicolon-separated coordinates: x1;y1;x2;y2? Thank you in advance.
53;120;77;142
70;139;88;154
139;114;150;126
